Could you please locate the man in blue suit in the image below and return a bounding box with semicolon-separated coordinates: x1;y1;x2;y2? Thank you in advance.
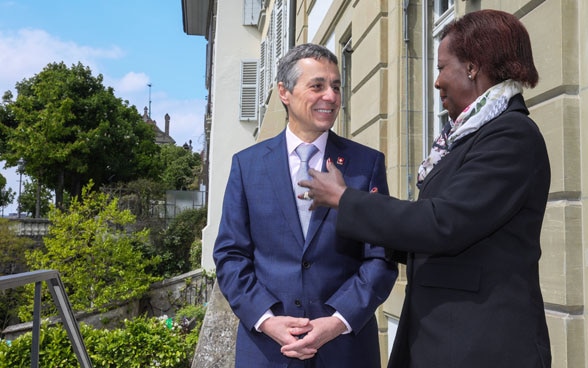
214;43;397;368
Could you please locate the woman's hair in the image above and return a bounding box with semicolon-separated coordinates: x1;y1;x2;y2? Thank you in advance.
277;43;338;92
441;9;539;88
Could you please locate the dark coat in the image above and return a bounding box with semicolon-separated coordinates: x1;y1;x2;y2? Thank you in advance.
214;130;398;368
337;94;552;368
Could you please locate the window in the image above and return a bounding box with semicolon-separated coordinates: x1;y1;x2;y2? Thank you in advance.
431;0;455;137
257;0;289;127
243;0;263;26
240;60;259;121
435;0;454;19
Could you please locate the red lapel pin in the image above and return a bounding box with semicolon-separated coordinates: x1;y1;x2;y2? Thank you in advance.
336;157;344;165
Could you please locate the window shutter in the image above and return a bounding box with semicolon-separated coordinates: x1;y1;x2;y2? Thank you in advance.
274;0;284;61
272;0;288;72
239;60;259;121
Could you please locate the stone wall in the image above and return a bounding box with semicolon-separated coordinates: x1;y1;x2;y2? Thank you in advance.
2;269;213;340
191;280;238;368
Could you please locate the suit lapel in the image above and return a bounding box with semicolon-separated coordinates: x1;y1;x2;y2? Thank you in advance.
304;132;349;248
264;132;306;247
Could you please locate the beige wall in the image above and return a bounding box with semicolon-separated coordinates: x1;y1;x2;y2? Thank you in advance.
219;0;587;366
519;1;586;367
200;0;260;271
285;0;588;366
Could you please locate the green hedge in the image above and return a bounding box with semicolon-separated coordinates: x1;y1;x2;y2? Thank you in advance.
0;313;202;368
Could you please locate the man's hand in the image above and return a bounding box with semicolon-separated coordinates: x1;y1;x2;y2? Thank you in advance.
259;316;313;348
298;159;347;210
280;316;347;360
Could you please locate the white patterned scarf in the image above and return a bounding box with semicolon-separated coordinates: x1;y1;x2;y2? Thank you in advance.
417;79;523;187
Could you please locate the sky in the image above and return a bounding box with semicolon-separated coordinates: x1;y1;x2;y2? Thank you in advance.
0;0;208;215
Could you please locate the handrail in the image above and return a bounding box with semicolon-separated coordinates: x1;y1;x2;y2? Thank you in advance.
0;270;92;368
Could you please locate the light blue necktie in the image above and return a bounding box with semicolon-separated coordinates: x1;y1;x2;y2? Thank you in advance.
295;143;319;238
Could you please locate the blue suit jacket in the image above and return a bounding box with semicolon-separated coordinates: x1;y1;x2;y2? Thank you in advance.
214;130;397;368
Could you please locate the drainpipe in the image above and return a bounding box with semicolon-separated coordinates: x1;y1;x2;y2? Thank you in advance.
288;0;296;48
422;0;429;161
404;0;413;200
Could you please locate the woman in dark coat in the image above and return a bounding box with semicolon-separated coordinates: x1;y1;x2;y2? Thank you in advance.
300;9;551;368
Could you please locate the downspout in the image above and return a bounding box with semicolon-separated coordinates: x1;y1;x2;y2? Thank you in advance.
404;0;413;200
288;0;296;48
421;0;429;162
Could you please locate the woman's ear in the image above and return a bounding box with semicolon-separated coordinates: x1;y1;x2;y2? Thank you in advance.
467;63;480;80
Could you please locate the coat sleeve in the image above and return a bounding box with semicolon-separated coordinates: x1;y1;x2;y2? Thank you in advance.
213;154;280;331
336;112;550;256
325;151;398;332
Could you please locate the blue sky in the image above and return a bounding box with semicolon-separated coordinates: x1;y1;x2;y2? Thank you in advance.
0;0;208;215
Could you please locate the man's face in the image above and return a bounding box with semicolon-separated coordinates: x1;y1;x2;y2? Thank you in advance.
279;58;341;140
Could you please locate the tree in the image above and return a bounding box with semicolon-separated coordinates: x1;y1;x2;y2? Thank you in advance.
0;218;34;328
0;91;17;155
0;62;162;209
0;175;15;211
155;208;207;278
0;91;17;212
159;144;202;190
18;179;52;218
21;182;161;319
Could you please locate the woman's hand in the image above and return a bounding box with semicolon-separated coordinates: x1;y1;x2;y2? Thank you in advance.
298;159;347;210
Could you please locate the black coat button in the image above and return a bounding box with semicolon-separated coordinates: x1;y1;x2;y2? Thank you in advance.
302;261;311;269
295;299;302;307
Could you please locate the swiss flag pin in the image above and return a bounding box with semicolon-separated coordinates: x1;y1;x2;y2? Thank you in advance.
336;157;344;165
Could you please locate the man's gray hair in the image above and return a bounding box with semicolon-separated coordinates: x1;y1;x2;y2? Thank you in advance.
277;43;338;92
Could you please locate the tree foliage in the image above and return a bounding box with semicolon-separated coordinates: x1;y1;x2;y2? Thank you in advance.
159;144;202;191
0;175;15;210
154;208;207;278
17;179;52;218
21;182;161;319
0;219;34;329
0;62;161;208
0;91;17;154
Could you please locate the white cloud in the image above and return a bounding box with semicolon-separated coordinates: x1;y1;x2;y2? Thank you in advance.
110;71;150;94
0;27;205;151
0;28;123;93
0;27;207;215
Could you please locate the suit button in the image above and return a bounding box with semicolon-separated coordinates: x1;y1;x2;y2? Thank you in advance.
295;299;302;307
302;261;311;269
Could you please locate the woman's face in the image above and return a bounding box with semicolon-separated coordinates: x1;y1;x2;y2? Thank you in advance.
434;35;479;121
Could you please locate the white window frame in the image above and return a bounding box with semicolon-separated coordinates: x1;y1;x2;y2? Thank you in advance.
431;0;455;137
243;0;263;26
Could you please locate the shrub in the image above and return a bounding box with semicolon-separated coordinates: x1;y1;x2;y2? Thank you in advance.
0;314;203;368
155;208;206;278
20;182;161;320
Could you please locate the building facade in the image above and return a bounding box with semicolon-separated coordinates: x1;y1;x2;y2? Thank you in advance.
183;0;588;366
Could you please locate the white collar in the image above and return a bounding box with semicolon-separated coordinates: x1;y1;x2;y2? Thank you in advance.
285;125;328;156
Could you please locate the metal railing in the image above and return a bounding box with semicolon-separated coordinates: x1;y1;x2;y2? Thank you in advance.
0;270;92;367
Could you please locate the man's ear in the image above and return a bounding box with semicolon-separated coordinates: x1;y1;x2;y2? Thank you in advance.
278;82;289;105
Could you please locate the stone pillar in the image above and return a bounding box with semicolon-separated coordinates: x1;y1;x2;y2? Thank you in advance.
191;279;238;368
